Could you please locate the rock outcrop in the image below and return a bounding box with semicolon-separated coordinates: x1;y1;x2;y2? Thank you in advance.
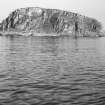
0;7;102;36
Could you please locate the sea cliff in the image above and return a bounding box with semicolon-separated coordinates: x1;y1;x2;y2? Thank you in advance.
0;7;103;37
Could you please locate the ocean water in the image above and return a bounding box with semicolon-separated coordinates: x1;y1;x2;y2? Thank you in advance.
0;35;105;105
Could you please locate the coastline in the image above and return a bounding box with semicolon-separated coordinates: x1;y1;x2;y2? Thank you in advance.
0;31;32;36
0;31;64;37
0;31;104;37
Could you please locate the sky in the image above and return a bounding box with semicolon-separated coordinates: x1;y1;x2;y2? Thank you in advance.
0;0;105;28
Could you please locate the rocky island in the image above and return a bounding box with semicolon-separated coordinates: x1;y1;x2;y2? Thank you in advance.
0;7;103;37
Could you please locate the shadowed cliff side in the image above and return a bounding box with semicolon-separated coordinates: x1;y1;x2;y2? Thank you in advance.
0;7;103;37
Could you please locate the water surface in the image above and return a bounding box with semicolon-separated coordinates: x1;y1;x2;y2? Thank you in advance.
0;35;105;105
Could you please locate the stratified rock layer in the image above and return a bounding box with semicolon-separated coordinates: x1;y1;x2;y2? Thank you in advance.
0;7;102;36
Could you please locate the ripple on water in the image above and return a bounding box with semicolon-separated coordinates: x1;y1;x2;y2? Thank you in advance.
0;36;105;105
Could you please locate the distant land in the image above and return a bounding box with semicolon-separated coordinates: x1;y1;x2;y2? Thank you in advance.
0;7;104;37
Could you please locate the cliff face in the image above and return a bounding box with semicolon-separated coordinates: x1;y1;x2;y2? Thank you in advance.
0;7;102;36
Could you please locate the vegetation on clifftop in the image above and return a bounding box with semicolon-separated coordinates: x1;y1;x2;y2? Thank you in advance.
0;7;103;36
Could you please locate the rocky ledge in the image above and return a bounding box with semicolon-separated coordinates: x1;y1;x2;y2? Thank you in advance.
0;7;103;37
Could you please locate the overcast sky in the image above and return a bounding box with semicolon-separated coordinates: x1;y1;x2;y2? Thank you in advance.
0;0;105;28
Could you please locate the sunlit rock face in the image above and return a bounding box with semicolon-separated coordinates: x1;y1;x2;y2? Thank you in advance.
0;7;102;36
28;7;43;17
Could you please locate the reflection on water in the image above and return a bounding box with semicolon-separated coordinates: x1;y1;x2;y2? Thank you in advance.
0;35;105;105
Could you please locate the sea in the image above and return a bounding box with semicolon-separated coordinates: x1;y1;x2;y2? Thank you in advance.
0;35;105;105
